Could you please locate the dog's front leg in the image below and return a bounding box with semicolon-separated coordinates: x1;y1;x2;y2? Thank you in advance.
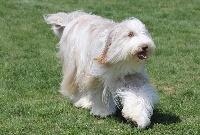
117;84;158;128
90;88;114;117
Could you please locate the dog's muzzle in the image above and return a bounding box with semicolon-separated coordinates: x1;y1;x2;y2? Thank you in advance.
137;44;148;60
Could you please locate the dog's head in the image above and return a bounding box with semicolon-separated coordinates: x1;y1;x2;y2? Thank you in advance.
95;18;155;66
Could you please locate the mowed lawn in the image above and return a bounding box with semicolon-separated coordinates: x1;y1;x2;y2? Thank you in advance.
0;0;199;134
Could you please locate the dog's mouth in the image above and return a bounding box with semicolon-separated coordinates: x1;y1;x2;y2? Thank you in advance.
137;51;147;60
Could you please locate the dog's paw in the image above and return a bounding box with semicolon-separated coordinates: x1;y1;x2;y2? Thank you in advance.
73;97;92;109
90;107;112;117
135;116;151;129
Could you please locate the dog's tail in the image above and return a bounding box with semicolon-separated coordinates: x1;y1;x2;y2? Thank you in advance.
44;11;88;38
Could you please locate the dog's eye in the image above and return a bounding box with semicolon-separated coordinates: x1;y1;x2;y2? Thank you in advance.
128;32;134;37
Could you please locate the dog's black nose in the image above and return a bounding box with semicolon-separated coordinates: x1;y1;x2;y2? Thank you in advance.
141;44;148;51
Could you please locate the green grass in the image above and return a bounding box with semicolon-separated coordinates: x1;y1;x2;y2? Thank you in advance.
0;0;199;134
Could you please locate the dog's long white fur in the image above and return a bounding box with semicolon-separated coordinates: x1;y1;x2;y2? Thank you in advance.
44;11;158;129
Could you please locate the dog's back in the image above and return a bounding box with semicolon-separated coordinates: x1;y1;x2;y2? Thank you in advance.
44;11;88;38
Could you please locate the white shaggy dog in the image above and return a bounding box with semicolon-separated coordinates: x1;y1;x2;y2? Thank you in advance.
44;11;159;129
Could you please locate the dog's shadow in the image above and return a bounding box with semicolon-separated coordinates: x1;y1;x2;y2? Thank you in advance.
150;109;181;127
148;109;181;129
114;109;181;129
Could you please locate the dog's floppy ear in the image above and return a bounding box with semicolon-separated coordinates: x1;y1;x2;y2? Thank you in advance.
44;13;68;38
94;34;112;65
